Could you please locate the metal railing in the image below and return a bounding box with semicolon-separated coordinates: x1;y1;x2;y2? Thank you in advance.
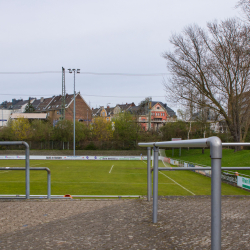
138;137;250;250
161;156;250;184
0;167;51;199
0;141;30;198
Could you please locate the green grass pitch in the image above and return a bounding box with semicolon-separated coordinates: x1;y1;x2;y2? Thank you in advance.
0;159;249;196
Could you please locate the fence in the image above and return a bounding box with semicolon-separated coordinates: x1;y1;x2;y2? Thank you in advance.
0;141;52;199
0;167;51;199
0;141;30;198
139;137;250;250
161;156;250;186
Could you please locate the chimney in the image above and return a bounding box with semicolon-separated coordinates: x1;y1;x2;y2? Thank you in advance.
107;106;110;109
40;97;44;103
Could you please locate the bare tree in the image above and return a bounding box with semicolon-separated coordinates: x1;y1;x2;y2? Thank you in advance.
163;19;250;149
237;0;250;23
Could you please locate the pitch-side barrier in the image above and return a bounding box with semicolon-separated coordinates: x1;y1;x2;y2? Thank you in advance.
0;141;30;198
139;137;250;250
0;167;51;199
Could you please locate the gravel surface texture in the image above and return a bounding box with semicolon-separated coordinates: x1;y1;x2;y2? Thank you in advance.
0;196;249;249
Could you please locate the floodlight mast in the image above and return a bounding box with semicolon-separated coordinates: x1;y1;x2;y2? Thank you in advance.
68;68;80;156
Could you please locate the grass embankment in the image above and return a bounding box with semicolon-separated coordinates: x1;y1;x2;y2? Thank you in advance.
166;148;250;176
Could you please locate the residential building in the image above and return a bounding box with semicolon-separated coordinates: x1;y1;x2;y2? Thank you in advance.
12;98;36;113
92;103;135;121
35;92;91;125
131;101;176;131
2;92;91;126
92;101;176;131
0;108;12;126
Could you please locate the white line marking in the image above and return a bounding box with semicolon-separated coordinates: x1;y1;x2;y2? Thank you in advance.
142;159;195;194
0;171;8;174
112;173;146;175
30;162;47;167
109;165;114;174
159;171;195;195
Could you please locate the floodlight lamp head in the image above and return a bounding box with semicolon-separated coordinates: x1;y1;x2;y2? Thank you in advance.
68;69;72;73
77;69;80;74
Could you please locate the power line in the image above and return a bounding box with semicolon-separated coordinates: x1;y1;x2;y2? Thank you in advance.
83;94;166;98
0;71;170;76
0;71;61;74
80;72;169;76
0;93;166;98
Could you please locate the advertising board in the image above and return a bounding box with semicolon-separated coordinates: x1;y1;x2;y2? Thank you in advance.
237;176;250;190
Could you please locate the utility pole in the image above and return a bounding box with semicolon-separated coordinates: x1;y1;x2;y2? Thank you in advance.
61;67;66;120
148;97;152;131
68;68;80;156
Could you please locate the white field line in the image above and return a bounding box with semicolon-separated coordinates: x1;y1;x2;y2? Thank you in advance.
111;173;146;175
159;171;195;195
0;162;46;174
143;159;195;194
30;162;48;167
109;165;114;174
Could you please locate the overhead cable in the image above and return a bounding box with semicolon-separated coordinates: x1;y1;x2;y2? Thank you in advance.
0;71;169;76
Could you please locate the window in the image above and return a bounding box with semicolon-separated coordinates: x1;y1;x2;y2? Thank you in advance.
157;107;160;109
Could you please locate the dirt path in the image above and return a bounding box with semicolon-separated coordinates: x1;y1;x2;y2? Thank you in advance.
0;196;249;249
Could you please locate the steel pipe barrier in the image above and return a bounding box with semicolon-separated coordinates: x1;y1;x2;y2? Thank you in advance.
0;141;30;199
0;167;51;199
139;137;250;250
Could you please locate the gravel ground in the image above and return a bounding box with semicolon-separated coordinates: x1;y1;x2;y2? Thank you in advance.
0;196;249;249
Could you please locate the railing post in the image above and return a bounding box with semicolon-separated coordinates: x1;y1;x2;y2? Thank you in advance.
153;145;159;223
147;147;151;201
47;169;51;199
23;142;30;199
208;137;222;250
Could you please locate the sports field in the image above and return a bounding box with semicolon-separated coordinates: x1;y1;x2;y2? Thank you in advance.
0;159;249;196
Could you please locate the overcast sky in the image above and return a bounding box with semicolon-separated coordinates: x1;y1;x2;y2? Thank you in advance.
0;0;241;112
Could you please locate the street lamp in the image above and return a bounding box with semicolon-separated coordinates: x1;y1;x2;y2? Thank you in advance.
68;68;80;156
